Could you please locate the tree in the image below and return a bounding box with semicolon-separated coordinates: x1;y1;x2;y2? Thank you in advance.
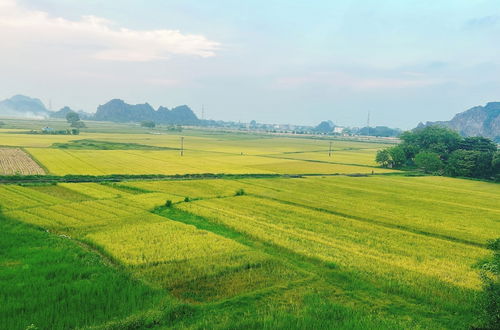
400;126;462;155
66;111;86;129
414;151;444;173
71;120;86;128
376;125;497;180
460;137;497;153
0;121;5;127
471;152;494;179
446;150;494;179
446;150;479;177
66;111;80;124
492;152;500;180
388;145;406;168
141;120;156;128
375;149;391;167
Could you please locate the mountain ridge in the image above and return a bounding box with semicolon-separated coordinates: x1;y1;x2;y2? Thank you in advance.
94;99;199;124
0;95;199;125
418;102;500;142
0;95;50;118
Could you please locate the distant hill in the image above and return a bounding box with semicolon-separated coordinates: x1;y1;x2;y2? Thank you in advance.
418;102;500;142
0;95;199;125
50;106;92;120
0;95;50;118
94;99;199;125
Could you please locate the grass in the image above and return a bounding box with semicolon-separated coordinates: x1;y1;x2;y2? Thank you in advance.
0;215;164;330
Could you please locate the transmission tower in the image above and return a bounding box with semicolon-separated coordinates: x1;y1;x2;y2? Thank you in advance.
367;111;371;136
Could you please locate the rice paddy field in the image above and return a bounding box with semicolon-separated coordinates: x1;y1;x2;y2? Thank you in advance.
0;122;498;329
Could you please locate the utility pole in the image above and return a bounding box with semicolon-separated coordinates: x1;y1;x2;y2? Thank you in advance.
328;141;332;157
180;136;184;156
367;111;371;136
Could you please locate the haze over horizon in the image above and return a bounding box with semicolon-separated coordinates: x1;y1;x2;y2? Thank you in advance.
1;0;500;129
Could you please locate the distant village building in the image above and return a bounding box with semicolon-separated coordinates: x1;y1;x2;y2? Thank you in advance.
42;126;54;132
333;126;345;134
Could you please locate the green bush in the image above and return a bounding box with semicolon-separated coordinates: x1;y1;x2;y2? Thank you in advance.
479;238;500;329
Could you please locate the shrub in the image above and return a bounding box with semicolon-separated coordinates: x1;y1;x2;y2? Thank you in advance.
235;189;246;196
184;197;190;202
479;238;500;329
165;200;173;208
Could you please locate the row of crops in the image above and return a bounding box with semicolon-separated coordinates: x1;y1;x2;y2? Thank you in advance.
124;175;499;246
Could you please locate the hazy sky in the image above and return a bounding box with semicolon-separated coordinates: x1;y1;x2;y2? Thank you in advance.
1;0;499;128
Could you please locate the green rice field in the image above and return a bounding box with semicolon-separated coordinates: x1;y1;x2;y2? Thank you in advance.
0;123;498;329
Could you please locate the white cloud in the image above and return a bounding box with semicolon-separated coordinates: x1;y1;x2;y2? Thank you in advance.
0;0;219;62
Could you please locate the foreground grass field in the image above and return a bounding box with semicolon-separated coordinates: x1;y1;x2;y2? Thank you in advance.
0;175;498;329
0;215;164;330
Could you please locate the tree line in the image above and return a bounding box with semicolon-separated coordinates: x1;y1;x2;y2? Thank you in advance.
376;126;499;180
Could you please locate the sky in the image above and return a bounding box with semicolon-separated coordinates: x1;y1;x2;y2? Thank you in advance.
0;0;499;128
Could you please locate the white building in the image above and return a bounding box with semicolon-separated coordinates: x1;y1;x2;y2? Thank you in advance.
333;126;344;134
